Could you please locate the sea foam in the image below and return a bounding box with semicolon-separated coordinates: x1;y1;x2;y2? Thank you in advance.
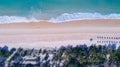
0;16;39;24
0;13;120;24
49;13;120;23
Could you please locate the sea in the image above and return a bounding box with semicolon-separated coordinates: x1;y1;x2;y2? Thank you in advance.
0;0;120;23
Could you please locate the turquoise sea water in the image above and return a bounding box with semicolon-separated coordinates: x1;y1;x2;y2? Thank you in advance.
0;0;120;23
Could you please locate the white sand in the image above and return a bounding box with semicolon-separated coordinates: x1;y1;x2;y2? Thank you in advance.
0;19;120;49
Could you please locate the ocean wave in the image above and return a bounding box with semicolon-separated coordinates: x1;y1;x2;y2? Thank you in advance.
49;13;120;23
0;13;120;24
0;16;39;24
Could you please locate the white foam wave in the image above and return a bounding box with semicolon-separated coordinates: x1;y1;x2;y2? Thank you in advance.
0;13;120;24
49;13;120;23
0;16;40;24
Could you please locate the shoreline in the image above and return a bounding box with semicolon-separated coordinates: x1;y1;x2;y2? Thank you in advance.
0;19;120;28
0;19;120;49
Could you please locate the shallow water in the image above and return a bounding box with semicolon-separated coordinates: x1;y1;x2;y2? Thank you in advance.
0;0;120;23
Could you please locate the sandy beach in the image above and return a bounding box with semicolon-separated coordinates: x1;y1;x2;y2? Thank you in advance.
0;19;120;49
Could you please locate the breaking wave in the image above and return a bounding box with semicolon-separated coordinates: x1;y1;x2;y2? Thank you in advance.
49;13;120;23
0;16;39;24
0;13;120;24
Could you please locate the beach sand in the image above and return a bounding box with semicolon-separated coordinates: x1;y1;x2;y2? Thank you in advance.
0;19;120;49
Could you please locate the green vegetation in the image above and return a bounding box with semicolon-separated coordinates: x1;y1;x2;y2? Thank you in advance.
57;44;120;67
2;44;120;67
0;46;13;57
